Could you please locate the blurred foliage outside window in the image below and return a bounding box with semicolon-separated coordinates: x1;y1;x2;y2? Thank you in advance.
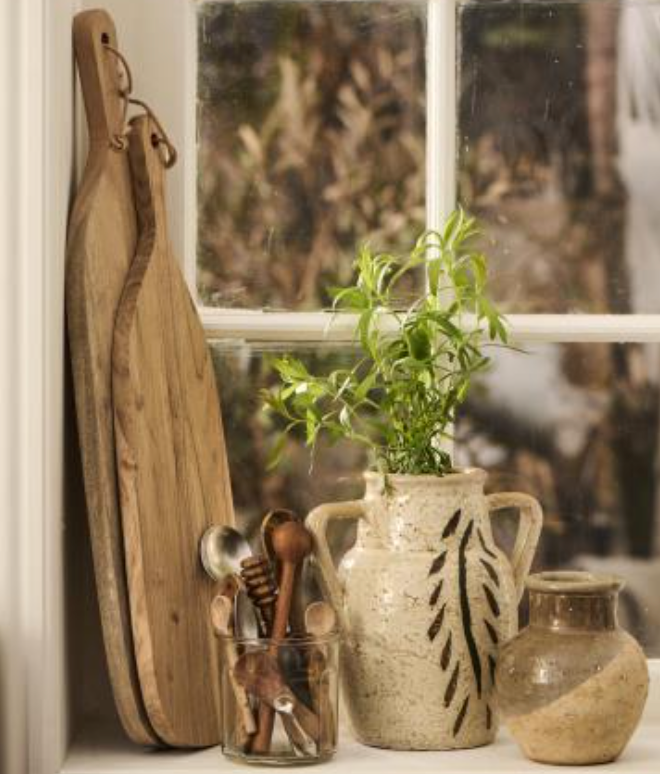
197;1;426;309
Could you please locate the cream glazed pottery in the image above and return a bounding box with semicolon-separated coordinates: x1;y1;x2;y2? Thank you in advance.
307;469;543;750
496;571;649;765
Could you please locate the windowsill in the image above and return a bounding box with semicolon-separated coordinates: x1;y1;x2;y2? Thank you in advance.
62;665;660;774
61;723;660;774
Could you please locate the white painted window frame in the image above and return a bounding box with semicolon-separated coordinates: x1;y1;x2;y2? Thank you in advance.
188;0;660;347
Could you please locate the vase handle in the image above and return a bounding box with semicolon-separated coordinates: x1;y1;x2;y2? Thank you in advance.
486;492;543;602
306;500;366;633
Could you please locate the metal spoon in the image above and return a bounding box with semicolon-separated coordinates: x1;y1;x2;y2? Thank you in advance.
235;588;261;640
200;525;271;638
272;696;316;757
199;525;252;583
234;651;319;756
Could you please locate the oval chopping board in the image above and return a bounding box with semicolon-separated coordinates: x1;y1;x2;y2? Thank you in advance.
112;115;235;747
66;10;158;747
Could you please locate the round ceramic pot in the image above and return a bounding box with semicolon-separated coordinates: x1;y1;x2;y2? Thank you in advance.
307;469;543;750
496;571;649;765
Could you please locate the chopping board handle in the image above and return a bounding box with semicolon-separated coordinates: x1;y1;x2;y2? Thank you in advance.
73;9;128;150
127;115;168;247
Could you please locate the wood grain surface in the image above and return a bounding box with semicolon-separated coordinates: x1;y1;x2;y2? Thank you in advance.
112;115;235;748
66;9;159;747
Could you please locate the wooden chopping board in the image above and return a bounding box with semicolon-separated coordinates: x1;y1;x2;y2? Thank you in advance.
66;9;159;747
112;115;235;748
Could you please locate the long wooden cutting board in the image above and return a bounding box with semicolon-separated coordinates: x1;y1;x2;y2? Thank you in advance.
66;10;158;747
112;115;235;748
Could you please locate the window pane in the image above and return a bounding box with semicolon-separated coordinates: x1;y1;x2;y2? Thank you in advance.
458;0;660;313
456;342;660;655
212;338;660;654
197;1;426;309
210;341;366;539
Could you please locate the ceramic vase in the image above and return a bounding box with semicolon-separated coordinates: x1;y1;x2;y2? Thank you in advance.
307;469;543;750
495;571;649;765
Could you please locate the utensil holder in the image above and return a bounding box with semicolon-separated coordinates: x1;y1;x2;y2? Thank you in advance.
219;632;340;765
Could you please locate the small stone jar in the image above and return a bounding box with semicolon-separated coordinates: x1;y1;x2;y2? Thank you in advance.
495;571;649;765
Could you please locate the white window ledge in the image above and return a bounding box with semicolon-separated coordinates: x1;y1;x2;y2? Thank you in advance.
61;725;660;774
62;665;660;774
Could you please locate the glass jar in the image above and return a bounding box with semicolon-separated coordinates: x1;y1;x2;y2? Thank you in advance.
219;632;339;765
495;571;648;765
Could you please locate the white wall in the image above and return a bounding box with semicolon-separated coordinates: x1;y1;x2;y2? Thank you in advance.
0;4;193;770
0;0;79;772
0;2;27;771
80;0;193;261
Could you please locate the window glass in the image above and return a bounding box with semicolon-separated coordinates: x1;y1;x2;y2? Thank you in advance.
456;341;660;654
458;0;660;313
209;340;366;538
197;1;426;309
211;339;660;654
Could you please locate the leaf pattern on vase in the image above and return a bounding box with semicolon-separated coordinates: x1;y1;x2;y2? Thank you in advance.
477;527;498;560
428;603;447;642
484;619;499;645
429;578;444;606
458;520;483;697
440;632;452;670
453;696;470;736
444;662;460;707
428;551;447;576
483;584;501;617
442;508;462;538
427;508;504;737
480;557;500;587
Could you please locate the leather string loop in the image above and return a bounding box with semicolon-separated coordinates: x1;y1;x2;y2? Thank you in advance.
102;41;177;168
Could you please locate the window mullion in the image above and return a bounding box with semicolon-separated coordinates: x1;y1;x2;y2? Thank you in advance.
426;0;457;236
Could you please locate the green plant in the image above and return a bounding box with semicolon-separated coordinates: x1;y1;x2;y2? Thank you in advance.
262;209;508;476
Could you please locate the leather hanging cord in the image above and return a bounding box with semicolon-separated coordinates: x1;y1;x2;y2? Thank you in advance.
102;41;177;168
127;97;178;169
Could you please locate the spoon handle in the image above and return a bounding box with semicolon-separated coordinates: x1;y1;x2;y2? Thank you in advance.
281;710;316;757
250;561;296;754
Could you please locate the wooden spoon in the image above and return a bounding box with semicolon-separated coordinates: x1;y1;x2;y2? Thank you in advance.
260;509;299;572
250;521;313;754
304;602;337;638
209;595;256;739
261;509;307;632
304;601;338;753
234;651;319;752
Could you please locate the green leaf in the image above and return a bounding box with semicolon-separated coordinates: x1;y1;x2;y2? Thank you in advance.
331;286;368;311
274;357;310;382
406;327;431;361
261;208;513;477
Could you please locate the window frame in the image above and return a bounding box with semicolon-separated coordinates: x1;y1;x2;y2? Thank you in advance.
189;0;660;349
